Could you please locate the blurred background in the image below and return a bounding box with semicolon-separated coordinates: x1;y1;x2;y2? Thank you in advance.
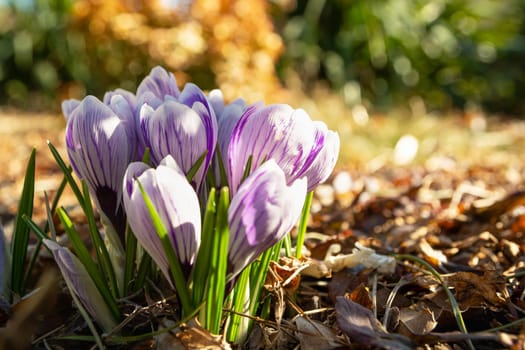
1;0;524;115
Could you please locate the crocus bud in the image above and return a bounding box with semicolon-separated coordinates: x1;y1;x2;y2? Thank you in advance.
227;159;307;280
64;95;137;246
228;104;340;193
123;156;201;282
44;240;117;332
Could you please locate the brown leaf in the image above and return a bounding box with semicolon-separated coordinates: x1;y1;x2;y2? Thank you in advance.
0;270;58;350
156;319;231;350
335;296;413;350
348;283;373;310
468;190;525;221
446;270;507;310
399;303;438;335
295;316;348;350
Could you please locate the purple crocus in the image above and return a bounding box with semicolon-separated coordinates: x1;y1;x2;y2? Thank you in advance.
228;159;307;281
228;104;340;194
122;155;201;282
137;67;218;190
63;95;137;246
44;240;117;332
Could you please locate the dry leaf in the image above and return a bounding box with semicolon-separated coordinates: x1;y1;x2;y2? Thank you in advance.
335;296;412;350
445;270;507;310
399;303;438;335
156;319;231;350
302;242;396;278
295;316;348;350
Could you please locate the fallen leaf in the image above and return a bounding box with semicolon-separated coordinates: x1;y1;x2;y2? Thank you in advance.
445;270;507;310
302;242;396;278
335;296;412;350
295;316;348;350
399;303;438;335
156;319;231;350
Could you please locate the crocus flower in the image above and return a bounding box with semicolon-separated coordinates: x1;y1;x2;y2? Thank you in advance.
227;159;307;281
137;67;218;190
44;240;117;332
228;104;340;194
123;155;201;282
63;95;137;247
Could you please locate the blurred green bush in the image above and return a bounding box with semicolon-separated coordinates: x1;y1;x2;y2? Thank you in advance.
277;0;525;114
1;0;524;114
0;0;284;110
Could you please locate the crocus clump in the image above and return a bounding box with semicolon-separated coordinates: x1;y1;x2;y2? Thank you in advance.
56;65;339;333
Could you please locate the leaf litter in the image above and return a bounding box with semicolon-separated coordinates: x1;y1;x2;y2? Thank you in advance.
2;110;525;348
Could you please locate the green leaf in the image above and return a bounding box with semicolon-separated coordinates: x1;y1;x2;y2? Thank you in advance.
81;181;119;298
47;141;85;210
192;187;217;306
123;226;137;296
205;187;230;334
295;191;314;259
186;151;208;183
226;264;251;343
9;148;35;300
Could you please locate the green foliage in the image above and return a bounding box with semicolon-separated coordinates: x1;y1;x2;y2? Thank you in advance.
0;1;73;108
0;0;156;110
8;148;35;301
278;0;525;113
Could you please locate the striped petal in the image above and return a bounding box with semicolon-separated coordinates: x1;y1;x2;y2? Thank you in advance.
136;66;180;103
44;240;116;332
227;159;306;280
140;100;210;189
123;156;201;282
65;95;136;242
228;104;339;193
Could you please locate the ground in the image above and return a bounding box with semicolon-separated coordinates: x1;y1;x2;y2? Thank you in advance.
2;104;525;349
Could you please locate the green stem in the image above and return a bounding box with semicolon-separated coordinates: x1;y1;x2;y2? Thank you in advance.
295;191;313;258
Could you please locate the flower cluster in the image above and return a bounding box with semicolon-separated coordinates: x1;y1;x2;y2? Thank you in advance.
59;66;339;330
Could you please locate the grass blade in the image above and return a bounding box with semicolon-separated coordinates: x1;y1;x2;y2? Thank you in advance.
9;148;36;300
123;226;137;296
295;191;313;259
81;181;119;298
192;187;217;306
47;141;85;209
205;187;230;334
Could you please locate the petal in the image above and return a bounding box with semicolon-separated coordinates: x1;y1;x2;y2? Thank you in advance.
61;99;81;120
66;96;135;195
180;83;219;170
103;88;137;114
44;240;116;332
140;100;210;189
136;66;180;101
228;104;316;193
123;156;201;281
228;104;339;193
227;160;307;280
299;128;340;191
